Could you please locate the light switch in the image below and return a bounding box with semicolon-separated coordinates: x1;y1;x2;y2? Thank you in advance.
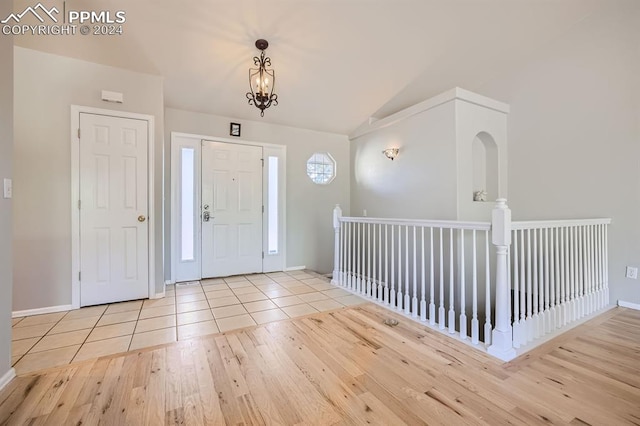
3;178;12;199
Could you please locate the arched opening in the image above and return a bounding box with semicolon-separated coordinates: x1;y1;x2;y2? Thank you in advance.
471;132;498;202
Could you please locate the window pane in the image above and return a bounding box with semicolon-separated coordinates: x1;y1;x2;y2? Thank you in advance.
268;156;278;254
306;152;336;185
180;148;195;261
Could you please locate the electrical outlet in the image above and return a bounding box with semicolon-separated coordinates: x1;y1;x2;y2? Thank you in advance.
363;209;367;217
625;266;638;279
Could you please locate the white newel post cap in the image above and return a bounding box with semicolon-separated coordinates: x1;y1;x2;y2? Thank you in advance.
492;199;511;246
333;204;342;229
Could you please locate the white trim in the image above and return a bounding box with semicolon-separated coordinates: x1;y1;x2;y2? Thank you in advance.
71;105;156;308
285;265;306;272
618;300;640;311
349;87;510;140
170;132;287;280
0;368;15;392
12;304;75;318
151;289;165;300
165;279;175;285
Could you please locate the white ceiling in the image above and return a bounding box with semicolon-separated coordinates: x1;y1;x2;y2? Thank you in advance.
14;0;612;134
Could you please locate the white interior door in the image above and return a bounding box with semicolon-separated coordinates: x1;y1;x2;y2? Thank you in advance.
201;141;263;277
79;113;149;306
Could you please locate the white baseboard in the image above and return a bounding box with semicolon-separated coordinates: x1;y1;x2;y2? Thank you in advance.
618;300;640;311
151;290;166;300
12;304;75;318
0;368;16;391
285;266;306;272
164;280;175;285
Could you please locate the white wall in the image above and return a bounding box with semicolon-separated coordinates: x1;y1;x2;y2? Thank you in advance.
164;108;350;275
13;47;165;311
350;101;458;220
0;1;14;381
479;1;640;304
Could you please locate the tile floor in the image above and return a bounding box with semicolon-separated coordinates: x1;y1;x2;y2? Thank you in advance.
10;270;365;375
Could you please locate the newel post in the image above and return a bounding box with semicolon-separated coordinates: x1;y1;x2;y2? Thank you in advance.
331;204;342;286
488;199;517;361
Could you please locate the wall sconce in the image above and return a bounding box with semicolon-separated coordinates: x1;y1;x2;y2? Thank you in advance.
382;148;399;161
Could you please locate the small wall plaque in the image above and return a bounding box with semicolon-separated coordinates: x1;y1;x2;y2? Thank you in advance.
230;122;241;137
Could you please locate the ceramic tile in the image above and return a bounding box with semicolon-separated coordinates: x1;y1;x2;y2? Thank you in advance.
278;280;306;289
178;320;219;340
248;277;276;285
237;292;268;303
322;288;351;298
86;321;136;342
177;300;210;314
297;292;330;303
228;281;253;289
334;295;367;306
272;275;299;283
243;300;278;313
216;314;257;333
290;272;314;280
208;296;241;308
142;296;176;308
309;283;336;291
250;309;289;325
11;337;39;357
287;286;317;295
130;328;177;350
201;278;225;286
205;289;235;299
135;315;176;333
231;286;260;295
255;284;285;293
12;317;24;326
175;285;203;295
97;311;139;326
309;299;345;312
301;278;330;286
176;292;208;304
281;304;319;318
224;276;249;283
48;316;100;335
73;335;132;362
30;329;91;353
272;295;304;308
104;300;143;315
201;283;230;291
266;272;288;278
11;356;21;366
177;309;214;326
9;324;37;340
139;304;176;319
211;304;247;319
262;289;293;299
13;312;66;328
63;305;107;320
14;345;80;375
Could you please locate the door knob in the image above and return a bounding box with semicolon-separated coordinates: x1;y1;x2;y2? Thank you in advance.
138;215;146;222
203;211;210;222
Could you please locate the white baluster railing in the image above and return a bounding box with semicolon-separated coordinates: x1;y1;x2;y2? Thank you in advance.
331;202;611;361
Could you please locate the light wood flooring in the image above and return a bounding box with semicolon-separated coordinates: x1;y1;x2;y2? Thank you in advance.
1;303;639;425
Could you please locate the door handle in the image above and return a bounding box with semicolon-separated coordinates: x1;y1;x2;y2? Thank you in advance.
203;211;211;222
138;215;146;223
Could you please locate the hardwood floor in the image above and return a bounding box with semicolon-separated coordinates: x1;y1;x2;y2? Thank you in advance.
1;303;639;425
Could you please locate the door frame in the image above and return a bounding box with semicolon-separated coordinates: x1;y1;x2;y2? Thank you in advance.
170;132;286;283
70;105;156;309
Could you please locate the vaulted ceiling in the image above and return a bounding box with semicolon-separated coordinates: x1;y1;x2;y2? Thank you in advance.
13;0;612;134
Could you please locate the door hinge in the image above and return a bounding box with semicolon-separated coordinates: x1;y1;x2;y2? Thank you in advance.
262;205;264;213
77;128;81;139
262;251;264;259
78;271;81;281
261;158;264;167
78;200;81;209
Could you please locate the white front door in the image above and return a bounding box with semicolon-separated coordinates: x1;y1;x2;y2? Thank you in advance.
79;113;149;306
201;141;263;278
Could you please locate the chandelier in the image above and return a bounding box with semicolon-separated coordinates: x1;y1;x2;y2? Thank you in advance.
246;39;278;116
